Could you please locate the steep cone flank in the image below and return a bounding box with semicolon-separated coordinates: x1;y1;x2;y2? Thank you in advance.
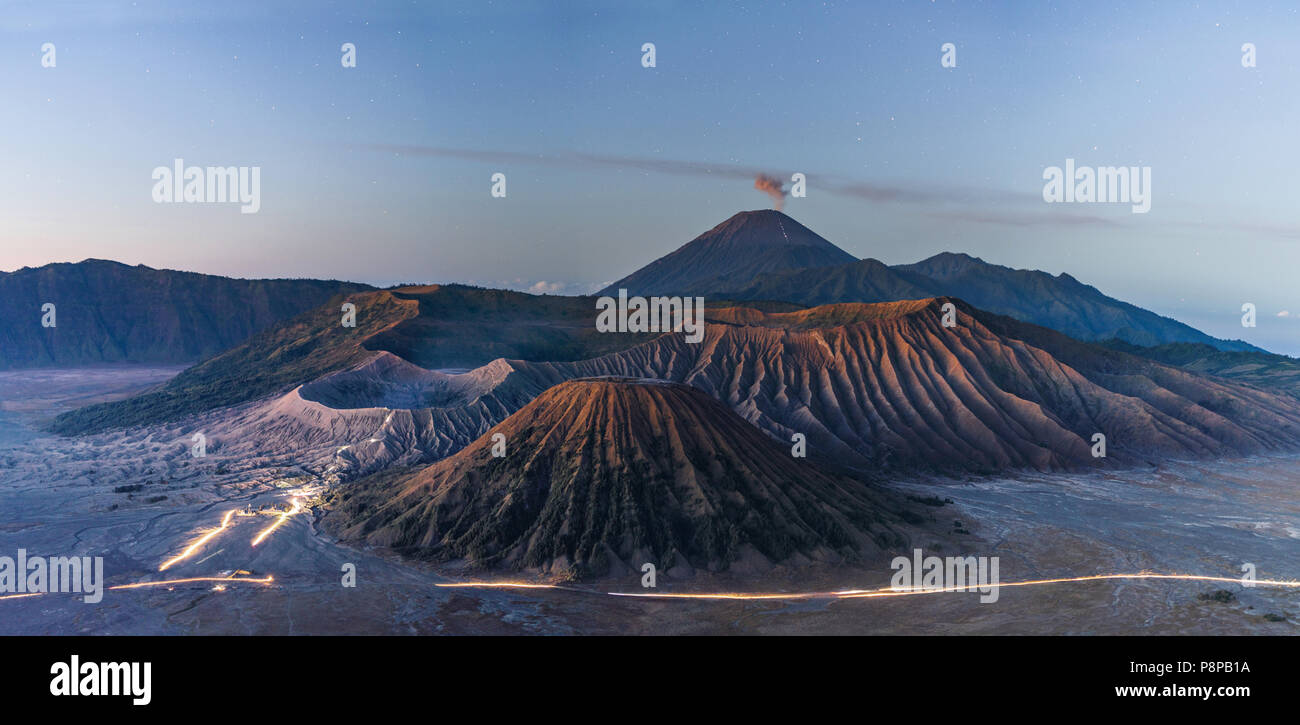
329;378;913;577
599;210;857;296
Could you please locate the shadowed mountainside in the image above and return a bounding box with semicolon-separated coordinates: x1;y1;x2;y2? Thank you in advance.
326;378;920;578
0;259;373;368
894;253;1258;352
727;258;934;306
363;285;660;367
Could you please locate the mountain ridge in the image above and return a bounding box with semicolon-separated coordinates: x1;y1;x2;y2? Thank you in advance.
0;259;374;369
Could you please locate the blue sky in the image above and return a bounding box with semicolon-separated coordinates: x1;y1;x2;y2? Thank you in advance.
2;0;1299;353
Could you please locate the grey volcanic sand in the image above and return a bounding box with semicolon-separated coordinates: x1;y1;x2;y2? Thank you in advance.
0;367;579;634
0;367;1296;635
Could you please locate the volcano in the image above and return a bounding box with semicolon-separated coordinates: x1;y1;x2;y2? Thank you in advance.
599;210;857;296
327;378;918;578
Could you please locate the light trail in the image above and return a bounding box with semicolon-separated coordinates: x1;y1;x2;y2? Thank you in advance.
192;549;223;567
109;574;274;591
608;589;836;601
435;582;578;591
1;574;273;603
433;572;1300;602
837;573;1300;600
3;497;302;605
606;572;1300;601
159;510;236;571
250;497;303;547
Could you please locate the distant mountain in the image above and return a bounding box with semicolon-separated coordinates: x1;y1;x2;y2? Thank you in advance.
325;378;919;578
0;259;373;369
598;210;857;296
891;253;1258;352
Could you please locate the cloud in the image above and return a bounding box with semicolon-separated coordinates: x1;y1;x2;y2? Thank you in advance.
357;144;1030;209
527;281;567;295
524;280;608;296
461;278;605;296
1171;220;1300;241
361;144;1300;242
926;209;1123;228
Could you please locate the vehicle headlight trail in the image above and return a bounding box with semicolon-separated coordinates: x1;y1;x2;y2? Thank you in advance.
0;574;274;603
159;510;235;571
4;495;306;605
109;574;274;590
603;572;1300;601
251;497;302;547
433;572;1300;601
434;581;582;592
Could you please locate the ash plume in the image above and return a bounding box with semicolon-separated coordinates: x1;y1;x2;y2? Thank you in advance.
753;174;786;211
